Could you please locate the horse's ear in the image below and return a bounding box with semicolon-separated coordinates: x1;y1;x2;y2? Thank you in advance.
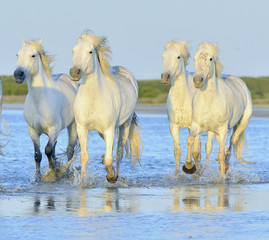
213;43;219;52
22;38;26;46
39;38;44;45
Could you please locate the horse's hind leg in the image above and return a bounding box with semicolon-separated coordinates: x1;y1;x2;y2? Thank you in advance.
67;122;78;160
28;126;42;175
169;123;181;174
116;119;131;177
229;113;252;164
205;131;215;168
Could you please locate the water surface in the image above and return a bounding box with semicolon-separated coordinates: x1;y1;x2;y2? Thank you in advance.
0;110;269;239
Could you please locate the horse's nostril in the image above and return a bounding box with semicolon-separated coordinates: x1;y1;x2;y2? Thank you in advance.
167;74;170;80
19;71;24;77
77;69;81;75
200;78;203;83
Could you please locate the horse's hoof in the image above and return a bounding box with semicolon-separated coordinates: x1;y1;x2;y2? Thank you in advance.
106;174;118;183
218;164;230;174
182;164;196;174
35;173;42;182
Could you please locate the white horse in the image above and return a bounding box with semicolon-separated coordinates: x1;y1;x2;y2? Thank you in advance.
14;39;78;176
161;40;215;174
184;42;253;179
70;32;142;183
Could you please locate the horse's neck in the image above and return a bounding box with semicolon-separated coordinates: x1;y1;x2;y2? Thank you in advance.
200;75;219;103
82;63;112;97
171;68;191;99
27;62;53;97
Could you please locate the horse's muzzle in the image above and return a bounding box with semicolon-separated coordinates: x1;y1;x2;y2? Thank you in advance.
193;75;204;88
161;73;171;85
70;67;82;81
13;68;26;84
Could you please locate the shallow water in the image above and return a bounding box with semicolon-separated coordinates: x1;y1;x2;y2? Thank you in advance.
0;110;269;239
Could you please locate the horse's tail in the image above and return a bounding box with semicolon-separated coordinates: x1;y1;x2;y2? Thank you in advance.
232;131;253;167
126;112;143;167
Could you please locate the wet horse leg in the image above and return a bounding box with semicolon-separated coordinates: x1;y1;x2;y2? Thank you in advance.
103;128;117;183
217;127;228;181
205;131;215;168
45;128;59;170
183;125;199;174
116;119;131;177
67;121;78;160
77;124;89;182
169;123;181;174
28;126;42;175
192;134;201;169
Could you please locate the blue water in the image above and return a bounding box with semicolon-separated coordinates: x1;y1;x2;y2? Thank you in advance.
0;110;269;239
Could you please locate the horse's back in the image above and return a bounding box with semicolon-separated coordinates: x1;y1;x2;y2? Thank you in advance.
111;66;138;125
111;66;138;97
220;75;253;124
53;73;78;92
224;75;252;113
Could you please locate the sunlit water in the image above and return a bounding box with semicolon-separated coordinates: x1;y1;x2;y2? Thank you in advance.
0;109;269;239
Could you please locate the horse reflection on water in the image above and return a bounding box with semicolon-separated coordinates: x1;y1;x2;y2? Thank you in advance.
171;186;243;213
13;39;78;181
30;186;244;216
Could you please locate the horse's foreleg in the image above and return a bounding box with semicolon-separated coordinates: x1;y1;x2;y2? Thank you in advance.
67;121;78;160
183;125;199;174
192;134;201;169
77;124;89;181
169;123;181;174
28;126;42;175
205;131;215;168
218;128;228;181
116;121;130;177
45;128;59;170
103;128;117;183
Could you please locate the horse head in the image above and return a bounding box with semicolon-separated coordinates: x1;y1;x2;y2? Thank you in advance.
14;38;53;84
161;40;190;85
193;42;223;89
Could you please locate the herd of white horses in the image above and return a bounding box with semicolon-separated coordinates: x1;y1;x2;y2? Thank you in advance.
10;31;252;183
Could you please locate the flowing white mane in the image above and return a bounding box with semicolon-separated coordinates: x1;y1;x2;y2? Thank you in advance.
165;40;190;65
197;42;223;79
27;40;54;80
80;32;114;81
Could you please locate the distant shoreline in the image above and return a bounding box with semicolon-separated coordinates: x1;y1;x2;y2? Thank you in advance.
3;104;269;118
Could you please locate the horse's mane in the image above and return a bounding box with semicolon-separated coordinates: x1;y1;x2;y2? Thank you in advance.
165;40;190;65
197;42;223;79
80;31;114;81
27;40;54;80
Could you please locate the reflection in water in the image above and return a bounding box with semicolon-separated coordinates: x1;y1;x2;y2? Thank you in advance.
171;185;243;213
77;188;137;216
26;185;247;216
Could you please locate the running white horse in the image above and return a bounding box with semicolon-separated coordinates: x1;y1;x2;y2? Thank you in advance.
70;32;142;183
184;42;252;179
161;40;215;174
14;39;78;176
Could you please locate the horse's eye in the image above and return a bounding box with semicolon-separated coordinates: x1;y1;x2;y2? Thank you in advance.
210;58;213;61
89;51;93;54
31;54;36;58
178;56;181;59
